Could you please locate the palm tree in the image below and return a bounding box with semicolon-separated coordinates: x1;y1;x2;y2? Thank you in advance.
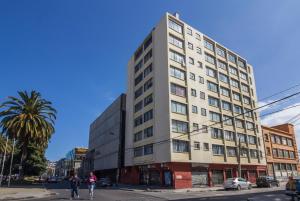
0;90;56;178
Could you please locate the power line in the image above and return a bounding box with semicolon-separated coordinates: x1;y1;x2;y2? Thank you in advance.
125;90;300;152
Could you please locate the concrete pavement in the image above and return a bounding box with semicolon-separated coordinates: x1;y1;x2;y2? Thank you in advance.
0;186;53;200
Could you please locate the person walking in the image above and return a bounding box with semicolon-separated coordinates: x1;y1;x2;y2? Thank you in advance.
88;172;97;200
69;174;80;200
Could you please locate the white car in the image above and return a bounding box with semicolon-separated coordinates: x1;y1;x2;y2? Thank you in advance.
224;177;252;190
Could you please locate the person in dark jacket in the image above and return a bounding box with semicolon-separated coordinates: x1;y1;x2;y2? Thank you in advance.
69;174;80;200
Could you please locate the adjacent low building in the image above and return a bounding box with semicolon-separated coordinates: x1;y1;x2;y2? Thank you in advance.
65;147;88;177
262;124;299;180
88;94;126;183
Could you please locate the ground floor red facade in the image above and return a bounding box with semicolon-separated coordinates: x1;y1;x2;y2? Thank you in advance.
119;162;267;189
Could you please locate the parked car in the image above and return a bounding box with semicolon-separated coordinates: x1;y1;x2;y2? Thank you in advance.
47;176;58;183
97;177;112;187
256;176;279;187
224;177;252;190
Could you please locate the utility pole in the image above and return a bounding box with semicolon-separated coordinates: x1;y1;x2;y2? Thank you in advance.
0;136;9;187
8;138;16;187
237;137;242;178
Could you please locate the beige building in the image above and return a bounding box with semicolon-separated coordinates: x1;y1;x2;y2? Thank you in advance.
121;12;266;188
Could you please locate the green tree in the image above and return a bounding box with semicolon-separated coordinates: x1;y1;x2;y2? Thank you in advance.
0;91;56;177
23;142;47;176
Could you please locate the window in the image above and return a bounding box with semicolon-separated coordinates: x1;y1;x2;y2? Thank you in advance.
219;73;229;83
134;46;143;62
200;91;205;99
287;139;293;146
209;112;221;122
238;59;246;68
199;76;204;84
264;134;269;142
189;57;194;65
172;120;188;133
187;27;192;35
168;19;183;33
205;53;215;65
201;108;207;116
134;146;143;157
194;141;200;150
237;133;247;143
228;53;236;64
196;33;201;40
193;123;199;131
244;108;252;118
134;115;143;127
216;47;226;58
170;66;185;80
192;105;198;114
282;137;287;145
190;72;195;80
170;50;185;64
144;109;153;122
233;92;241;101
250;149;258;158
240;148;248;157
227;147;236;157
211;127;223;139
222;101;232;111
202;125;208;133
230;79;239;88
266;147;271;155
173;140;189;152
220;87;230;97
243;97;250;105
134;60;143;73
144;35;152;50
196;47;202;54
171;101;187;115
188;42;193;50
203;143;209;151
144;144;153;155
191;88;197;97
235;119;244;129
144;64;153;78
275;136;281;144
290;151;295;159
229;66;238;75
241;84;249;93
212;145;224;155
144;78;153;91
208;96;219;107
144;94;153;106
224;130;235;141
170;83;186;97
207;81;218;93
204;39;214;51
144;49;152;64
169;35;183;48
272;149;278;157
223;115;233;125
206;67;216;78
134;87;143;99
234;105;243;114
248;136;256;144
240;72;247;80
218;60;227;70
134;101;143;113
284;150;289;158
197;61;203;68
135;73;143;86
134;131;143;142
246;121;254;130
144;126;153;138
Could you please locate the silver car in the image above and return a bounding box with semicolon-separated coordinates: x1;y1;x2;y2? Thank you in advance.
224;177;252;190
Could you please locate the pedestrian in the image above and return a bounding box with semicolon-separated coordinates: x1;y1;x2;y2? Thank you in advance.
69;174;80;200
88;172;97;200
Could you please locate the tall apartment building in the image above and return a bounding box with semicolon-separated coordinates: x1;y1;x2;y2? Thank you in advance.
262;124;299;180
122;12;266;188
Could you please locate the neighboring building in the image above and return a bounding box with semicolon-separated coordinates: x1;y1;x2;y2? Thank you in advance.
65;147;88;177
46;161;57;177
55;158;67;177
123;12;266;188
88;94;126;182
262;124;299;180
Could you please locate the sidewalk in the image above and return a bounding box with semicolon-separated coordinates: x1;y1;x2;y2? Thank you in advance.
0;187;54;200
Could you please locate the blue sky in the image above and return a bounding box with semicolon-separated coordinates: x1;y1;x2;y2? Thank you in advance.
0;0;300;161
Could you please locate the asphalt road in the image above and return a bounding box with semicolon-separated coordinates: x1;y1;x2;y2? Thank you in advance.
29;182;291;201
